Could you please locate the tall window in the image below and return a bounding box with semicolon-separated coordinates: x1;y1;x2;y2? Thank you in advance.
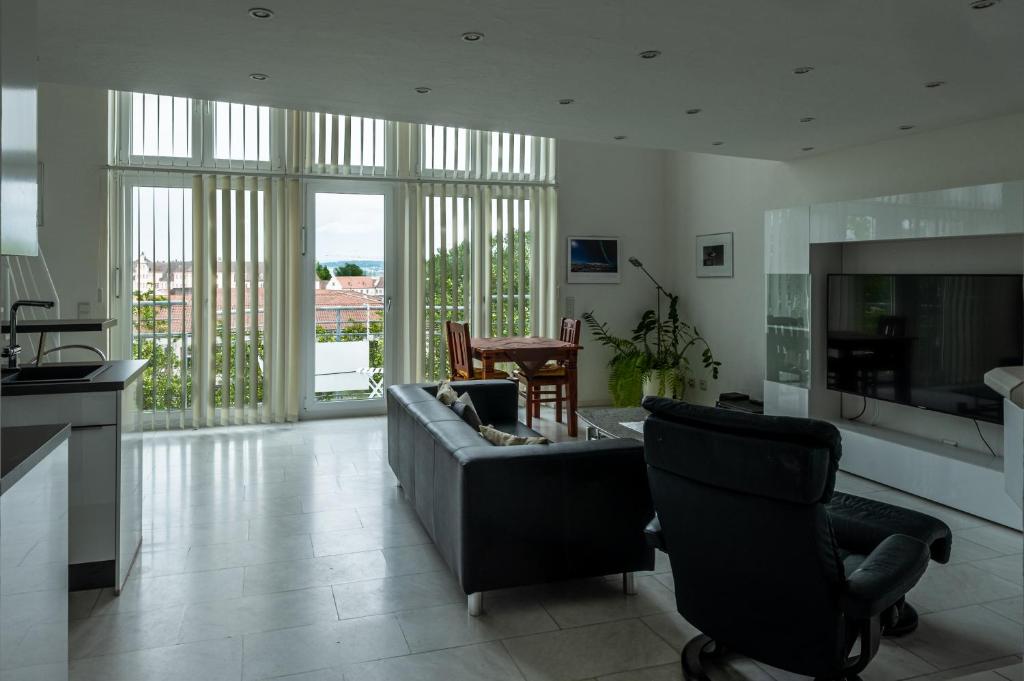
111;91;557;423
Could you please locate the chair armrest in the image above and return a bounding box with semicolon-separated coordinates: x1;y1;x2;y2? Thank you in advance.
829;492;952;564
842;534;929;619
645;515;664;550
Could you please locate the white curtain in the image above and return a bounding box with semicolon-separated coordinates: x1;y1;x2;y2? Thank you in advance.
393;182;558;384
190;174;301;426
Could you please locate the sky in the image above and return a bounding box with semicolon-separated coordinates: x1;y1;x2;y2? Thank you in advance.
315;193;384;262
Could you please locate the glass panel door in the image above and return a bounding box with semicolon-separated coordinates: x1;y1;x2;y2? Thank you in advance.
303;181;391;414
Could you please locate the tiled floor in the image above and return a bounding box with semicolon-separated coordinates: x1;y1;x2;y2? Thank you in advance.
67;410;1023;681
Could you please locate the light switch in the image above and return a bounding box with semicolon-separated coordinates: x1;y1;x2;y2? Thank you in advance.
565;296;575;317
77;302;91;318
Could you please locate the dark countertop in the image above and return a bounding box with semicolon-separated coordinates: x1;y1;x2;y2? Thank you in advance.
1;359;148;397
1;423;70;495
1;318;116;333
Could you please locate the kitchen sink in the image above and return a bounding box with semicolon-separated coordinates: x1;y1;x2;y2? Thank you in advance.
1;362;108;384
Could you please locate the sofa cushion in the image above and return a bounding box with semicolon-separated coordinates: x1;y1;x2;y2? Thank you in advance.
492;421;545;439
479;424;549;446
436;381;459;406
451;392;483;430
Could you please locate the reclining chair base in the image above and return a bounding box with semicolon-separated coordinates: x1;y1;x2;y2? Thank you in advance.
680;610;885;681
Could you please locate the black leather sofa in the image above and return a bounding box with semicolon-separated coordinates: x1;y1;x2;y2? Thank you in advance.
387;380;655;614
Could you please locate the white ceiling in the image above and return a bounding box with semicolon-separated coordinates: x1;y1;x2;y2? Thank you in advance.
38;0;1024;160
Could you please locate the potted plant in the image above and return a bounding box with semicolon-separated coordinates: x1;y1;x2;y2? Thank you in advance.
583;292;720;407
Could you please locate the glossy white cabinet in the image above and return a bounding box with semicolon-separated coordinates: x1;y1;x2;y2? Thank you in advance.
0;439;68;681
0;0;40;256
810;181;1024;244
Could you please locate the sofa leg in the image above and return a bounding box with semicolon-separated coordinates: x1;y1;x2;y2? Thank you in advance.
623;572;637;595
468;592;483;617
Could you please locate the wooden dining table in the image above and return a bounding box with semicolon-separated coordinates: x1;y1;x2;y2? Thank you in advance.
471;335;582;436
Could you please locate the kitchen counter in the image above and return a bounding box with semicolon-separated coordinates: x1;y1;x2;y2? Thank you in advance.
1;422;70;494
1;317;115;333
2;359;148;396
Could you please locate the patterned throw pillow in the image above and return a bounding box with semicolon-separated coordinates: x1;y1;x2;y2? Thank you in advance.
478;424;549;446
451;391;483;430
436;380;459;406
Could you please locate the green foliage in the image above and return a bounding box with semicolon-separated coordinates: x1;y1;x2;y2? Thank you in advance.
422;234;531;380
333;262;365;276
315;261;332;281
583;292;720;407
133;285;169;333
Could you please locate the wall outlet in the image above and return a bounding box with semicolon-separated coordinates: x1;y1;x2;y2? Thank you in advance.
687;377;696;389
77;302;91;318
699;379;708;391
565;296;575;317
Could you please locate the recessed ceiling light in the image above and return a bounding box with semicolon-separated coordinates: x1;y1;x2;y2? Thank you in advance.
249;73;269;81
924;80;947;88
685;108;702;115
711;141;724;146
461;31;485;42
414;86;432;94
898;124;915;130
248;7;274;19
638;50;661;59
799;116;816;123
802;146;815;152
970;0;999;8
793;66;815;75
613;135;627;140
558;98;575;105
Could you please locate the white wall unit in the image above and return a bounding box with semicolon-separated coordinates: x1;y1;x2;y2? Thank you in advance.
838;420;1022;530
810;182;1024;244
765;207;809;274
1004;400;1023;511
760;179;1024;526
762;381;808;418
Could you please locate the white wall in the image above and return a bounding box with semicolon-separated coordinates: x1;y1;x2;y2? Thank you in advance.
666;112;1024;449
556;140;669;405
37;82;109;356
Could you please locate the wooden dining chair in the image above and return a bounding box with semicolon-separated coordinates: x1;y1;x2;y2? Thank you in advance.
516;317;581;428
444;321;508;380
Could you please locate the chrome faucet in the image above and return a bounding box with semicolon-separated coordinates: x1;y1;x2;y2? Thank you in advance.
3;300;55;369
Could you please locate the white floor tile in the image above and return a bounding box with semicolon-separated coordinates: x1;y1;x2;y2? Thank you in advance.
503;618;678;681
241;614;409;680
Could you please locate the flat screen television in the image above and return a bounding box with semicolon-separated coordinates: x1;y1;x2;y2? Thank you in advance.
827;274;1023;424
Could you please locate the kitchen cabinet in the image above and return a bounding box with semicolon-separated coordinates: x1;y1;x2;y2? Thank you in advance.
0;0;40;256
2;361;146;592
0;424;70;681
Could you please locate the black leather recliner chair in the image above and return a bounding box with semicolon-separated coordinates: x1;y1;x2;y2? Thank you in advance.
641;397;952;681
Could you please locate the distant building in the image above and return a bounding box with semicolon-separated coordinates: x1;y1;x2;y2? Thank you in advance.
325;276;384;295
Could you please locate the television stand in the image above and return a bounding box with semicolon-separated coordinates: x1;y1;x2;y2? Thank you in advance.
832;418;1021;530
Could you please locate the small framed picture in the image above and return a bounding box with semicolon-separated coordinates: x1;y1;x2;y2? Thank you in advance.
567;237;620;284
696;232;733;278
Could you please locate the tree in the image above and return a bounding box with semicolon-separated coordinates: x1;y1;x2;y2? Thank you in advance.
333;262;364;277
315;261;331;281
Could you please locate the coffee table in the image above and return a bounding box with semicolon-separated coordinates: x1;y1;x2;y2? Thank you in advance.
576;406;649;441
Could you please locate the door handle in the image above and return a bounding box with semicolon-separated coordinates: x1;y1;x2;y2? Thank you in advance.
386;296;392;313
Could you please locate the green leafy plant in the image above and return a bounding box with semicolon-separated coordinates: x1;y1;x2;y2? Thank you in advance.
583;293;720;406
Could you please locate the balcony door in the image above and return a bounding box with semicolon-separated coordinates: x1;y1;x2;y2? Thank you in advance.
302;181;394;416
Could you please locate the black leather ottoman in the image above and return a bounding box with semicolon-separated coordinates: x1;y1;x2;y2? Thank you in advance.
829;491;953;635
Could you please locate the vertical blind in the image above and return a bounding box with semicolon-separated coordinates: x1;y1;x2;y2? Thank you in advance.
110;91;558;425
